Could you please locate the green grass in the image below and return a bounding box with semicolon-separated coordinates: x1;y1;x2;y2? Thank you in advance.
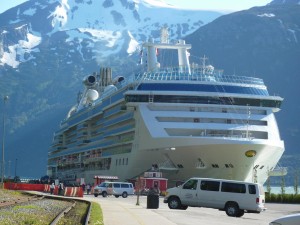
89;202;104;225
57;201;89;225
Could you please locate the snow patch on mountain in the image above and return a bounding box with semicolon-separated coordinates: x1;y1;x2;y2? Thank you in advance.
127;30;139;54
48;0;70;32
258;13;275;17
136;0;175;8
0;0;222;68
0;31;41;68
77;28;122;47
288;29;298;43
23;7;37;16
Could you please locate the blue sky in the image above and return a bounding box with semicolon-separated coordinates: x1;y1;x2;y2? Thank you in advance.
0;0;272;14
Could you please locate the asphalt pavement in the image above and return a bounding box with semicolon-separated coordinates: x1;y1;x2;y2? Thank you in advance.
83;195;300;225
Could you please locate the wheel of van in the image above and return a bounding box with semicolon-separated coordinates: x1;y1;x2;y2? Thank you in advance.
237;210;244;217
168;197;181;209
122;192;128;198
225;202;239;217
102;192;108;197
94;194;98;197
180;205;188;210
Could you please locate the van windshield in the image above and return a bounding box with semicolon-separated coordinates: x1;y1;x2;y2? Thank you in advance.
99;182;109;187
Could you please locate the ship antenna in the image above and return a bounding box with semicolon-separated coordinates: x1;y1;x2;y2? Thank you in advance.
160;26;169;44
246;104;251;139
200;55;208;75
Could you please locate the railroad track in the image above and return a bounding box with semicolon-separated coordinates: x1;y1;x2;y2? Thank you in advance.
0;192;91;225
0;194;44;208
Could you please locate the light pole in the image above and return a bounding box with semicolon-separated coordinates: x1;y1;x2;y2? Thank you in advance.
1;95;9;188
15;158;18;178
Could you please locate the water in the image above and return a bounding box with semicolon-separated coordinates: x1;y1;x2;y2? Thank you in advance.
264;186;297;194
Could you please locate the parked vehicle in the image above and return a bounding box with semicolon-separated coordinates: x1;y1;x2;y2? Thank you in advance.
269;213;300;225
94;182;134;198
164;177;266;217
93;182;110;197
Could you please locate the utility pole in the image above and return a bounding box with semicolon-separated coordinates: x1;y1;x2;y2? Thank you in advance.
1;96;9;188
15;158;18;178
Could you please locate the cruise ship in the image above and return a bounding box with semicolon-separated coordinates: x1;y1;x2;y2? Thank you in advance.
47;29;284;185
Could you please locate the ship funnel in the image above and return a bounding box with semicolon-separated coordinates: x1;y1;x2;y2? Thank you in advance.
100;67;112;87
83;75;96;87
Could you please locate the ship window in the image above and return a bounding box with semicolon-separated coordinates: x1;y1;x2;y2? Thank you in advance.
225;164;229;168
116;159;118;166
177;164;184;168
260;166;264;169
122;158;125;165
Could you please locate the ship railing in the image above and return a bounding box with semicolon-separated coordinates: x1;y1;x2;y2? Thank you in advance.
205;133;254;140
109;68;265;92
128;67;265;86
268;166;288;176
59;159;81;165
57;167;83;173
83;156;103;163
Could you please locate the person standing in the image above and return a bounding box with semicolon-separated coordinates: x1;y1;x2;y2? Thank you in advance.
82;183;86;193
86;184;91;195
50;183;55;195
58;182;64;196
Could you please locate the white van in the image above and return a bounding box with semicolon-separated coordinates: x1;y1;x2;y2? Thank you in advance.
94;182;134;198
164;177;266;217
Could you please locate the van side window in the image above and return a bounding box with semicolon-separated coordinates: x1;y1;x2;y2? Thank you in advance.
114;183;121;188
121;183;129;188
248;185;256;194
200;180;220;191
221;182;246;193
183;179;198;190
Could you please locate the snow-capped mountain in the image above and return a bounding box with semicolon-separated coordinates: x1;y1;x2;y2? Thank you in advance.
0;0;221;68
0;0;222;178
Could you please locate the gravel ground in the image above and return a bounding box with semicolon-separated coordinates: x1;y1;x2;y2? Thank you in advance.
0;190;73;225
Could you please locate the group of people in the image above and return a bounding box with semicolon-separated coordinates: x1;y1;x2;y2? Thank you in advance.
50;182;64;195
49;182;93;195
81;183;92;195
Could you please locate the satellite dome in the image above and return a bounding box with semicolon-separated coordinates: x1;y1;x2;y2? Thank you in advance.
86;89;99;101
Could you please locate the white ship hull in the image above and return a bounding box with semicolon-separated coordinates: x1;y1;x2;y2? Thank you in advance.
47;32;284;186
65;102;284;185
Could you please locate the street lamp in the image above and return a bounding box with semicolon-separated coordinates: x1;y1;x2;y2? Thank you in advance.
1;95;9;188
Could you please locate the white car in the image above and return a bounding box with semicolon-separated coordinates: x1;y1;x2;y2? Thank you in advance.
269;213;300;225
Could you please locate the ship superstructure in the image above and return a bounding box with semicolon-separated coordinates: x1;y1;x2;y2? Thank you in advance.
47;29;284;185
